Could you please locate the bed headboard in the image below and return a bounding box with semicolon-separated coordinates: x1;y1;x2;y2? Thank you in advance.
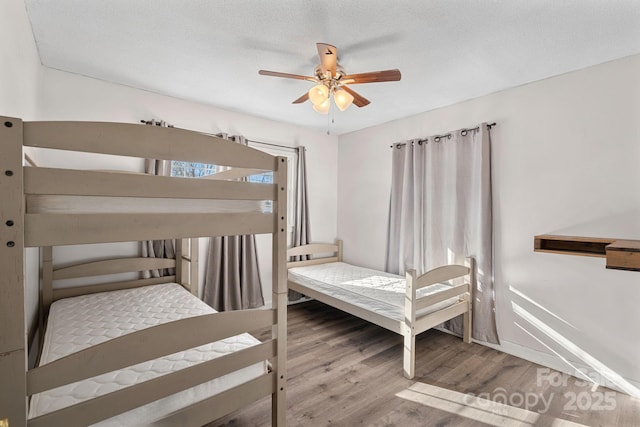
287;239;343;268
40;238;198;312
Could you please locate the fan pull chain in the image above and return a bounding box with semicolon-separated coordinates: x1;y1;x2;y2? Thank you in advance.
326;100;332;135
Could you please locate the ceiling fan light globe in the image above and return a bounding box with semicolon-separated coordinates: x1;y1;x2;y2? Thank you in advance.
308;84;329;106
313;98;330;114
333;88;354;111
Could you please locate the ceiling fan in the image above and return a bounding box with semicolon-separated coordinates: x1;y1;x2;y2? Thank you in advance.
259;43;401;114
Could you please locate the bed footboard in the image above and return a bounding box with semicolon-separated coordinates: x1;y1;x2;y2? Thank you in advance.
403;261;474;379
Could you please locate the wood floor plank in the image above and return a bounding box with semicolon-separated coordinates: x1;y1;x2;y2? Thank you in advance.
210;301;640;427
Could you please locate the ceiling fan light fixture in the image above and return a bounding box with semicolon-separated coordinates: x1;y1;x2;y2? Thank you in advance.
333;88;354;111
259;42;401;114
308;84;329;106
312;98;330;114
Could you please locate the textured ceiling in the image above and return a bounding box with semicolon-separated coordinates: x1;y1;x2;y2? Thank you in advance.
25;0;640;135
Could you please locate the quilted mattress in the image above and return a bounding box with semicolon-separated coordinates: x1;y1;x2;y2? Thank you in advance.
288;262;459;321
29;283;266;426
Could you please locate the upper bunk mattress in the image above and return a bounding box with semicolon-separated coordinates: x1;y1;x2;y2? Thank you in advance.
29;283;266;426
288;262;459;322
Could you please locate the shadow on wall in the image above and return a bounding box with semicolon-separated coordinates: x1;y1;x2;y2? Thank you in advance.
509;285;640;398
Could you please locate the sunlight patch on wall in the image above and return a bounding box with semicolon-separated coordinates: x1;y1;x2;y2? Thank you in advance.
509;285;576;330
513;302;640;398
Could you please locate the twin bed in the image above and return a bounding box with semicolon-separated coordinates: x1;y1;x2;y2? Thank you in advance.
287;241;474;379
0;117;288;426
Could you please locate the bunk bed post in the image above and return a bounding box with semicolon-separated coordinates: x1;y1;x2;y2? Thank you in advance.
175;238;199;295
403;269;417;379
190;237;199;296
272;156;288;426
336;239;343;262
175;238;184;286
39;246;53;356
0;116;27;427
41;247;53;313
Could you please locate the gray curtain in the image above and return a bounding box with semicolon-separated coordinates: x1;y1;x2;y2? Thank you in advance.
141;120;175;278
203;134;264;311
288;146;311;301
386;124;498;344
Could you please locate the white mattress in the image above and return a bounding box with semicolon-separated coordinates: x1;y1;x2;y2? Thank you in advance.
29;283;266;426
288;262;460;321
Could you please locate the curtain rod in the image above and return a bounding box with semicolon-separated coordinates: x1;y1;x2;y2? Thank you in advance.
140;120;299;152
248;139;300;152
390;122;496;148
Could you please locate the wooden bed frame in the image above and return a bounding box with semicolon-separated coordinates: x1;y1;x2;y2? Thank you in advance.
0;117;288;427
287;240;473;379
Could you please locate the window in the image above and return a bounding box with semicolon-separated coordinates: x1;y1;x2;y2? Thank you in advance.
247;171;273;184
249;150;297;232
247;171;274;212
170;152;297;231
170;161;216;177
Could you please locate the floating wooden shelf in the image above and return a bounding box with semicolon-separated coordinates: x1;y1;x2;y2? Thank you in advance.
534;234;640;271
534;235;614;258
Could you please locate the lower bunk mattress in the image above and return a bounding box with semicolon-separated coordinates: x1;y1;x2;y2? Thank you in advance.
29;283;267;426
288;262;459;321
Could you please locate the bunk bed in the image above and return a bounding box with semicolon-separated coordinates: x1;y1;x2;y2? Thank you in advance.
0;117;288;427
287;240;473;379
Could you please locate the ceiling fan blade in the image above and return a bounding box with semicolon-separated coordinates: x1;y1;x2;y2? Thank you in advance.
341;85;370;108
259;70;316;82
316;43;338;77
292;92;309;104
342;69;401;84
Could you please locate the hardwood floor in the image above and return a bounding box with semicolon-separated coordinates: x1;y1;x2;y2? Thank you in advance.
212;300;640;427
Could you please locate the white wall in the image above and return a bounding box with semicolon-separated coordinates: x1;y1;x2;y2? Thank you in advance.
338;54;640;393
1;0;43;350
0;0;41;119
36;67;338;305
